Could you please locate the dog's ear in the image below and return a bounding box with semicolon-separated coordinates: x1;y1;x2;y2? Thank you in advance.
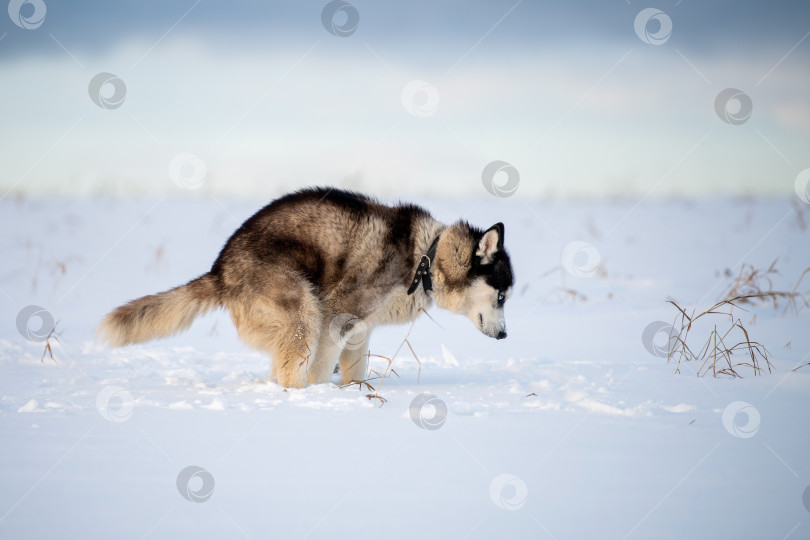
476;223;504;264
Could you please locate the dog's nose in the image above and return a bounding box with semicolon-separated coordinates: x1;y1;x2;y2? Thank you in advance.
496;331;507;340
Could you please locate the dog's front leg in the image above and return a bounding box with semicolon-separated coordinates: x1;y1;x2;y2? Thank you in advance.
337;333;370;386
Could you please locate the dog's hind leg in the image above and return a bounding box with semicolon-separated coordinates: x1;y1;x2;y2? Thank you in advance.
226;276;322;389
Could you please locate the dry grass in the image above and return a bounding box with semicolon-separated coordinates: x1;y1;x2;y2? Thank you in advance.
666;260;809;378
145;243;166;273
40;323;61;364
781;268;810;317
540;265;588;304
296;335;313;370
548;287;588;303
32;255;68;296
720;259;809;316
667;295;774;378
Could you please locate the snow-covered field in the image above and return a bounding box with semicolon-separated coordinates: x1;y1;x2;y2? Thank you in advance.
1;194;809;539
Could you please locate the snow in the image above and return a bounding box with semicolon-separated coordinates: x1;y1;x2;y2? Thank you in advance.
1;195;809;539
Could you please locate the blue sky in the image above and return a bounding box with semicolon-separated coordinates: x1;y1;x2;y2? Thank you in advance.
1;0;809;198
3;1;808;58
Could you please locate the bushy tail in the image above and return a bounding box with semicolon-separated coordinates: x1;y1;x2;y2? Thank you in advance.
97;273;220;347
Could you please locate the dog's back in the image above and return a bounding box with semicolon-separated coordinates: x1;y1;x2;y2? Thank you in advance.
212;188;436;310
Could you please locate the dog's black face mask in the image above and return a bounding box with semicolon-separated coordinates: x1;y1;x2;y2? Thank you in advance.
467;223;513;339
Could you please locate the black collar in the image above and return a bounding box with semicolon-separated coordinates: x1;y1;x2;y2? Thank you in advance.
407;235;440;295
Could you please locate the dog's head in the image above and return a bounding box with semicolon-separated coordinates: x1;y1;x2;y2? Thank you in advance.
434;222;514;339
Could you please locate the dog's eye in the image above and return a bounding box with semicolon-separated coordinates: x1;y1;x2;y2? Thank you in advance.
497;293;505;304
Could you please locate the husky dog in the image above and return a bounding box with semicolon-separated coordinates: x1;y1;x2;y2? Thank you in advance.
98;188;514;388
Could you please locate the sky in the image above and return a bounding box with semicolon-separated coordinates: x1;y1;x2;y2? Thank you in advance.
1;0;809;199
